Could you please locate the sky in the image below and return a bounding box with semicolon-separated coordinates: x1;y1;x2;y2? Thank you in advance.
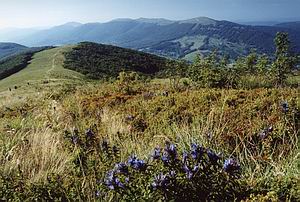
0;0;299;29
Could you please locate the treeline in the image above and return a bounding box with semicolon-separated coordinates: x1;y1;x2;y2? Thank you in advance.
0;47;52;80
63;42;168;79
168;32;299;89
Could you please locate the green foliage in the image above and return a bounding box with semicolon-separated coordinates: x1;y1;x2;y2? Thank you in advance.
115;71;140;95
244;50;258;74
166;59;189;90
185;33;299;89
256;54;271;74
271;32;298;87
63;42;168;79
188;52;239;88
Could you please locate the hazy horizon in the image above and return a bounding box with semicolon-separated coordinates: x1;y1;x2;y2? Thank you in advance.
0;0;299;29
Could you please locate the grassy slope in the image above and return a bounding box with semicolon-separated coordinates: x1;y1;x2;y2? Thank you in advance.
0;46;85;107
0;44;298;200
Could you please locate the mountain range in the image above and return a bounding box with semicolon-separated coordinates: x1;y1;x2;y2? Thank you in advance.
1;17;300;60
0;43;28;60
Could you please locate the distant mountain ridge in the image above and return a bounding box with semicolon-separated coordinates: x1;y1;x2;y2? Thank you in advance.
0;43;28;60
275;21;300;32
1;17;300;60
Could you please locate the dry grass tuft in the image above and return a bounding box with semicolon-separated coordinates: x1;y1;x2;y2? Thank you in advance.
3;127;71;183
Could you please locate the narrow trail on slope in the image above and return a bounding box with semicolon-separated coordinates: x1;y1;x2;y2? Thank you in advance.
46;50;60;79
46;49;82;81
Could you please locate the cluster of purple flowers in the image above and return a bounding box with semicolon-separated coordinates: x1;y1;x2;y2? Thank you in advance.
182;163;200;179
115;163;129;174
105;161;133;190
151;173;170;189
68;128;96;146
181;145;221;179
152;148;161;160
104;155;147;190
66;128;96;146
104;142;241;192
190;143;204;160
128;156;147;171
161;143;178;164
152;170;176;190
105;170;127;190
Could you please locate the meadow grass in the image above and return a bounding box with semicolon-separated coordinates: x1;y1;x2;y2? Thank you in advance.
0;75;298;200
0;46;85;108
0;48;299;200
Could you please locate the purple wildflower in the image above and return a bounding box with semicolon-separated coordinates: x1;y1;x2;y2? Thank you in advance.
85;129;94;139
152;173;170;189
152;148;161;159
105;170;126;190
190;143;204;160
193;164;200;172
223;158;240;173
182;152;188;163
105;171;116;190
164;143;177;158
183;164;194;179
128;156;147;170
207;149;220;163
162;152;170;164
114;178;125;189
114;163;128;174
282;101;289;113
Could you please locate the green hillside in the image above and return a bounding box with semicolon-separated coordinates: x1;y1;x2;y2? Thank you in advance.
0;46;86;107
0;42;28;60
63;42;168;79
0;47;51;80
0;46;85;90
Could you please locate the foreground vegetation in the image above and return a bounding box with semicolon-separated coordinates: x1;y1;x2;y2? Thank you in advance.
0;76;299;201
0;32;299;201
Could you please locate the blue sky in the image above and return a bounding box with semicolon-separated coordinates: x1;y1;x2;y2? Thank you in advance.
0;0;299;28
